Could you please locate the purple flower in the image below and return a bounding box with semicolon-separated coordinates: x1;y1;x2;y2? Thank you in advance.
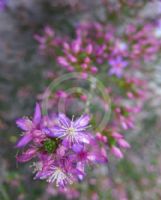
72;144;96;163
46;166;73;187
47;114;91;146
109;56;128;77
72;140;108;165
34;154;74;187
16;103;44;148
0;0;7;11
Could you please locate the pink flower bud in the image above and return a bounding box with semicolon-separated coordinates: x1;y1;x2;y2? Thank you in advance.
127;92;134;99
84;57;91;64
115;107;121;113
72;41;80;54
81;72;88;79
81;63;88;69
57;57;69;67
68;54;77;63
111;146;123;159
112;132;123;139
91;66;98;74
91;192;99;200
45;26;54;37
67;66;74;72
86;44;93;54
80;95;87;101
96;132;102;139
63;42;70;50
118;139;131;148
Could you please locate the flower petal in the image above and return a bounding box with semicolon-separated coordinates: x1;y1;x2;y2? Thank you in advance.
33;103;41;125
58;113;70;128
72;144;84;153
16;134;32;148
77;133;90;144
74;114;90;128
16;118;33;131
43;127;64;138
16;148;37;162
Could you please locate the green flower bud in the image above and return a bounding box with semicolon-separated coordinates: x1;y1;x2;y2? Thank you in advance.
44;139;57;153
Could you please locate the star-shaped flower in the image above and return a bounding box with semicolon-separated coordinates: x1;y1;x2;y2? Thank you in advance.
46;114;91;147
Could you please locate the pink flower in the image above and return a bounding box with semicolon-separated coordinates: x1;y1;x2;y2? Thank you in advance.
109;56;128;77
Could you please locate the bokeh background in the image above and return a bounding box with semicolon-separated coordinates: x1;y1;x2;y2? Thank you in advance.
0;0;161;199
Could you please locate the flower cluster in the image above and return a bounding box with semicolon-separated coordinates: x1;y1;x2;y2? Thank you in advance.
35;20;161;78
16;7;161;198
16;104;107;187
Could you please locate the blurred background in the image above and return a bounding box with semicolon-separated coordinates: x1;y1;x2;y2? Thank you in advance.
1;0;161;199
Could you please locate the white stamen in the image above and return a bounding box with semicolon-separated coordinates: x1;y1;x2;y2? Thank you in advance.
30;162;42;173
47;167;73;186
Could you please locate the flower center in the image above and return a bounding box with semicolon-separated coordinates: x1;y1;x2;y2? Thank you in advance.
47;167;73;186
67;127;76;136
